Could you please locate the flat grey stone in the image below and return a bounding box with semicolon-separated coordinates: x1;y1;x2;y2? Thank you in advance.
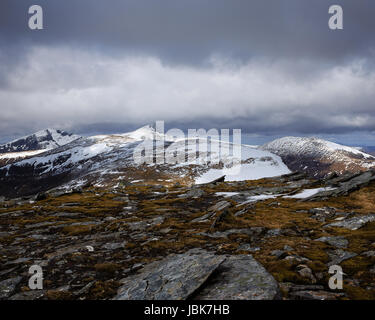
237;244;260;252
271;250;286;259
52;212;83;217
327;249;357;266
9;290;45;300
199;228;264;239
283;245;294;251
290;285;324;292
208;201;231;212
290;290;345;300
308;207;336;222
178;188;204;199
5;257;31;266
325;214;375;230
102;242;126;250
126;217;164;231
25;221;56;229
115;249;280;300
315;236;348;248
194;255;281;300
266;228;282;237
361;251;375;257
190;213;213;223
115;249;225;300
0;276;22;299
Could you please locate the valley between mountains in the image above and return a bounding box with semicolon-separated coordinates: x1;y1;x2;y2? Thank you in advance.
1;127;375;300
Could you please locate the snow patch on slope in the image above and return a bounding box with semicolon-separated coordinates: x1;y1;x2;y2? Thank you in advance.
195;145;290;184
4;142;112;175
0;150;46;160
284;187;336;199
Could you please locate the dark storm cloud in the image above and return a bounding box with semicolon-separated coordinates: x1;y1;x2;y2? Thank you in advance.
0;0;375;142
1;0;375;64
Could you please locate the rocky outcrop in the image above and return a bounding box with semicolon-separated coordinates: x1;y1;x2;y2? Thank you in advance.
115;249;280;300
115;249;225;300
193;255;281;300
325;214;375;231
305;170;375;201
314;236;348;249
0;276;22;299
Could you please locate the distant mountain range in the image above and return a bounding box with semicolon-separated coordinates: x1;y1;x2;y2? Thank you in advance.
0;126;289;197
361;146;375;156
0;127;374;197
0;129;80;153
260;136;375;178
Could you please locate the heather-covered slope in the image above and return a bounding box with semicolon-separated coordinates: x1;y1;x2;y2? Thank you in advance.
1;170;375;300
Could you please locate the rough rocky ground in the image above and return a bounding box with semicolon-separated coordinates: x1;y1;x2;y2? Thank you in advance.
1;170;375;300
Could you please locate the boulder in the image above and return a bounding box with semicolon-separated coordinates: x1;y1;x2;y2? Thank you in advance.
0;276;22;299
115;249;225;300
115;249;280;300
194;255;280;300
308;207;337;222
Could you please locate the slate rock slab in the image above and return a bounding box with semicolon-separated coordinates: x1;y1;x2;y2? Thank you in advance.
290;290;345;300
327;249;357;266
115;249;225;300
0;276;22;299
314;236;348;248
115;249;280;300
178;188;205;199
208;201;231;212
193;255;280;300
325;214;375;230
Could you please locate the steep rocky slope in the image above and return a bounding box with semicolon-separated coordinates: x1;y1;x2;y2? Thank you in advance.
0;129;81;167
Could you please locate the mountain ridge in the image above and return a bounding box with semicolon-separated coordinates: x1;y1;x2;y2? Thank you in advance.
260;136;375;178
0;128;80;153
0;126;290;198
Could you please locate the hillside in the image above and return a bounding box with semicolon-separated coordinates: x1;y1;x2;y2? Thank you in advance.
0;126;290;198
0;129;80;153
1;169;375;300
260;137;375;178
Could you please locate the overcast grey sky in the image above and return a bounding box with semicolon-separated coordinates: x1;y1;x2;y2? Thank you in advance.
0;0;375;145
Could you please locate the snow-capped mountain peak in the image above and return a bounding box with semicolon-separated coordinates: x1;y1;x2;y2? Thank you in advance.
261;136;373;159
126;125;157;140
0;128;81;153
260;136;375;177
0;125;291;197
